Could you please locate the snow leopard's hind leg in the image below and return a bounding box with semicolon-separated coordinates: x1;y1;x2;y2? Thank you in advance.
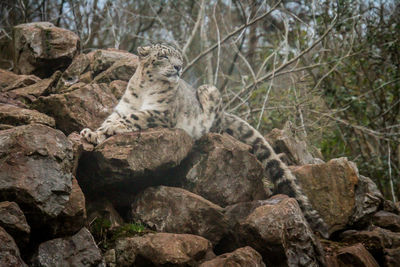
220;113;329;238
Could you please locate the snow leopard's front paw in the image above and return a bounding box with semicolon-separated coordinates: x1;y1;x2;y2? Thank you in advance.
80;128;106;145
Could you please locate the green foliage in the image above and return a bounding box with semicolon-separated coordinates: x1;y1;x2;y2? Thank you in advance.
89;218;148;251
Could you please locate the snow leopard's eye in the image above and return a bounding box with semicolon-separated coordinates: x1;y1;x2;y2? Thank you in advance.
158;54;169;60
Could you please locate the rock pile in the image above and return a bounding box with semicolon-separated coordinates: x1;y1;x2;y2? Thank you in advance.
1;22;399;267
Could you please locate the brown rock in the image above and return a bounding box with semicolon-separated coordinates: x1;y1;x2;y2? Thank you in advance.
131;186;228;245
0;104;55;128
78;128;193;194
226;194;324;266
350;175;383;225
0;226;27;267
340;227;400;257
183;133;267;207
0;124;73;228
265;122;323;166
8;71;62;103
372;211;400;232
91;49;137;75
67;132;94;177
0;201;30;248
32;227;103;267
336;243;379;267
199;246;265;267
109;80;128;100
114;232;214;266
291;157;359;234
32;82;118;134
93;58;137;83
13;22;80;78
384;248;400;267
0;69;41;92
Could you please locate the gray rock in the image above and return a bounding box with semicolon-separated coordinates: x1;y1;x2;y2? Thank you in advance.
350;175;383;225
372;211;400;232
32;227;103;267
0;124;73;228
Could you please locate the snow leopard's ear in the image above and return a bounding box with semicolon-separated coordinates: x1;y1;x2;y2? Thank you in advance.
137;46;151;58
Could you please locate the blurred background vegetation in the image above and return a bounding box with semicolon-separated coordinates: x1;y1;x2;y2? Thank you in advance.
1;0;399;200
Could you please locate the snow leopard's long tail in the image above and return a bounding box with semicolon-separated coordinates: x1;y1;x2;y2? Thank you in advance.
218;112;329;238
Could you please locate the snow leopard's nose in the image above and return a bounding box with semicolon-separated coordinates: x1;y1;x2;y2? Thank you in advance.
174;65;181;72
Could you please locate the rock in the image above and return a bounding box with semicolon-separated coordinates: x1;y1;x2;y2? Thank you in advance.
291;157;359;234
336;243;379;267
384;248;400;267
224;194;324;266
8;71;62;103
32;227;103;267
91;49;137;75
0;124;73;228
131;186;228;245
67;132;94;176
340;227;400;257
0;201;30;248
109;80;128;100
199;246;265;267
0;69;41;91
372;211;400;232
13;22;80;78
78;128;193;195
114;232;214;266
50;177;86;236
265;122;323;165
93;59;137;84
183;133;267;207
383;199;400;215
349;175;383;225
87;198;124;230
32;82;118;134
55;49;136;93
0;226;27;267
0;104;55;128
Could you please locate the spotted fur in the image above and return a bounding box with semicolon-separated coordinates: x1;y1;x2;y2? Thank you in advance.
81;44;328;238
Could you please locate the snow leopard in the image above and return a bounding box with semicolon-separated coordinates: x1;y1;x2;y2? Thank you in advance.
80;44;328;238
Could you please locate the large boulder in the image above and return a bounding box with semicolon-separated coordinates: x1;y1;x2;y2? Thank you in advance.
131;186;228;245
0;69;41;92
384;248;400;267
31;227;103;267
335;243;379;267
77;128;193;196
183;133;267;207
0;124;73;228
199;246;265;267
0;103;55;128
265;122;323;166
340;226;400;259
32;82;118;134
223;195;324;267
13;22;80;78
0;201;30;248
371;211;400;233
349;175;384;225
55;49;137;92
0;226;27;267
113;233;214;266
291;157;359;234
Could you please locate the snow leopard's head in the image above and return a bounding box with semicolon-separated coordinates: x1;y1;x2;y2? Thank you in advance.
137;44;183;82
